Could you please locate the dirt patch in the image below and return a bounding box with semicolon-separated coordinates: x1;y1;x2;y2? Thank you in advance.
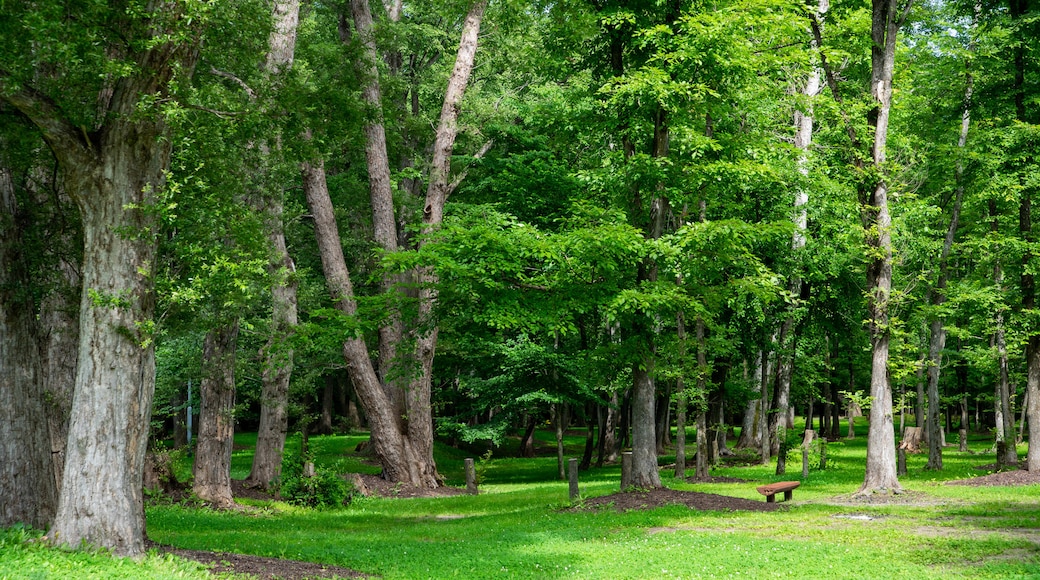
947;467;1040;487
819;490;955;507
348;473;468;499
578;488;782;512
149;542;367;579
684;475;749;484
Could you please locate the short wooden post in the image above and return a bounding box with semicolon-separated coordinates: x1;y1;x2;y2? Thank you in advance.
897;447;907;476
303;461;315;478
958;428;968;452
568;458;579;500
801;447;809;479
620;451;633;491
465;457;477;495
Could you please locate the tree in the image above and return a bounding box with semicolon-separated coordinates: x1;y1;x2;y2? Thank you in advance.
0;143;59;529
304;0;488;488
0;0;217;554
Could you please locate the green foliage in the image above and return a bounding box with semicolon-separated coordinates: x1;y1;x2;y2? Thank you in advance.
279;447;353;510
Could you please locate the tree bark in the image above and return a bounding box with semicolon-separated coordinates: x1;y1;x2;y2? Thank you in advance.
349;0;406;411
193;322;240;509
0;164;58;530
247;0;302;491
856;0;910;496
301;0;486;488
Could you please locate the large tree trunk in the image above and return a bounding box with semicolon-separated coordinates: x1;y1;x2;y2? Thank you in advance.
248;0;302;491
193;322;240;509
51;125;170;555
3;4;201;554
856;0;908;495
0;164;58;530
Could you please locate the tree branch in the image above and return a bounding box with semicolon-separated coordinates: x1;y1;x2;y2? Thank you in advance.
446;138;494;197
0;73;93;168
208;67;257;100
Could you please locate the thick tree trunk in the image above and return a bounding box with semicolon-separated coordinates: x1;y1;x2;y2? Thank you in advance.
0;165;58;530
51;132;169;555
193;322;240;509
631;364;661;488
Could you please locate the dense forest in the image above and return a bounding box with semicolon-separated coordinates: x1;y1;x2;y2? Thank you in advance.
1;0;1039;558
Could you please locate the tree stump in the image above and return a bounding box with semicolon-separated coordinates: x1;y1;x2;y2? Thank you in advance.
465;458;477;495
899;426;923;453
568;458;579;500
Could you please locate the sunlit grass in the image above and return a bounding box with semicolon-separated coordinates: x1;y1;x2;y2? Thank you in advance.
5;418;1040;579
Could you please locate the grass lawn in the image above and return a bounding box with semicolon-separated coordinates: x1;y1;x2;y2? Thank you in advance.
4;418;1040;579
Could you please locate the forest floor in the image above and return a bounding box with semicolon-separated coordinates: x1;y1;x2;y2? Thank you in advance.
151;464;1040;579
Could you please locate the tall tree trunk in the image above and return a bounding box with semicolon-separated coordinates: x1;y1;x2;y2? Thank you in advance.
926;1;977;471
856;0;909;496
406;0;488;488
695;318;710;480
350;0;405;413
246;0;301;491
193;322;240;509
303;159;434;486
1010;0;1040;472
674;312;688;479
0;164;58;530
302;0;486;488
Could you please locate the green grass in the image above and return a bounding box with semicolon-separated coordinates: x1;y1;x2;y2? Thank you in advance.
5;418;1040;579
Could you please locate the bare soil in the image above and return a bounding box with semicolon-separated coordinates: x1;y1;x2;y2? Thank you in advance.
149;541;367;580
579;487;782;512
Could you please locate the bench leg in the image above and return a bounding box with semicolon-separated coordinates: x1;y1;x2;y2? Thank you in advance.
765;494;775;503
784;490;793;502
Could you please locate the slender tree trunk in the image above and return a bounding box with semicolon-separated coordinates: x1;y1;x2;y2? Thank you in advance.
520;415;537;458
695;318;710;480
247;0;302;490
301;0;485;488
350;0;405;411
0;164;58;530
580;403;596;470
675;312;688;479
302;158;435;486
857;0;909;495
760;348;772;464
926;4;976;471
193;322;240;509
554;404;566;480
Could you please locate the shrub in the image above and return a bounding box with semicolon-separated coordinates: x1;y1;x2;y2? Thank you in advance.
279;449;353;509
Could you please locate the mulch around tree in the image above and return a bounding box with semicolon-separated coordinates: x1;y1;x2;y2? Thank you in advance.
578;488;782;512
947;465;1040;486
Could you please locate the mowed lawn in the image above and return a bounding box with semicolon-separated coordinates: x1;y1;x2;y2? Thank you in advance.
3;419;1040;579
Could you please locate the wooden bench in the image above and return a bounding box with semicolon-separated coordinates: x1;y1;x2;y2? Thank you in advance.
756;481;800;503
